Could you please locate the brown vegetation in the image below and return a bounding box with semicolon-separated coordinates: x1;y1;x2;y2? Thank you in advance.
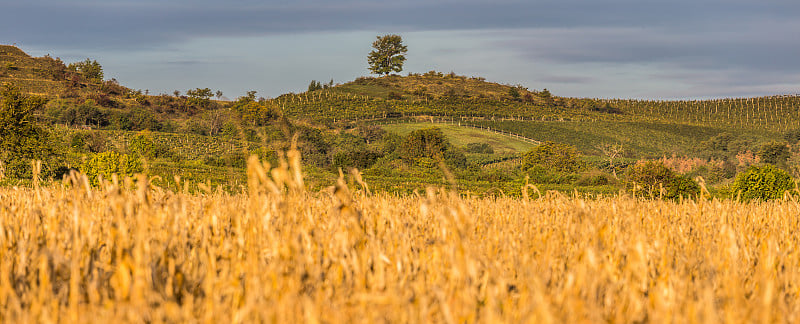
1;150;800;322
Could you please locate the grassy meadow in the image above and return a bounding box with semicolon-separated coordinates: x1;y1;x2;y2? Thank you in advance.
2;152;800;323
380;122;536;154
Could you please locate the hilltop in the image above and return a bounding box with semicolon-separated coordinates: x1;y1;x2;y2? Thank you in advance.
0;44;75;97
334;72;547;102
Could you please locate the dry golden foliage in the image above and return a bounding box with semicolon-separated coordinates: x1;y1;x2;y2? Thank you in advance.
1;151;800;323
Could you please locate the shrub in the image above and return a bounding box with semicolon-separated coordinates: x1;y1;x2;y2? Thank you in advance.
625;161;700;199
522;142;584;173
84;132;110;153
187;120;210;136
575;172;615;186
465;142;494;154
398;127;466;167
129;132;157;158
0;85;65;179
69;133;86;151
205;152;248;168
526;165;579;184
331;150;382;171
81;151;143;185
355;125;387;144
784;128;800;144
731;164;795;201
757;142;790;168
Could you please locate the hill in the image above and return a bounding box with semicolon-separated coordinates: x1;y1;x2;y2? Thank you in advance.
2;45;799;196
0;44;75;96
334;72;546;102
282;72;800;132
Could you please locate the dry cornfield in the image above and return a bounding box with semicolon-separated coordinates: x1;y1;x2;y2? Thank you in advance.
1;152;800;323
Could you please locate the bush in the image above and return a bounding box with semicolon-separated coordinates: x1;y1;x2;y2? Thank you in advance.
731;164;795;201
1;85;65;179
331;150;382;171
757;142;790;168
625;161;700;199
465;142;494;154
355;125;387;144
398;127;466;168
81;151;143;185
575;172;615;187
522;142;584;173
204;152;248;168
129;132;157;158
69;133;86;151
526;165;579;184
784;129;800;144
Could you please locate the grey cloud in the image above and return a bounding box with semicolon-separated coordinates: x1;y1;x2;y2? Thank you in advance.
496;20;800;73
537;75;596;84
4;0;799;50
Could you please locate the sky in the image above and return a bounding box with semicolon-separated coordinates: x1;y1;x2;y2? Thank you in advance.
1;0;799;100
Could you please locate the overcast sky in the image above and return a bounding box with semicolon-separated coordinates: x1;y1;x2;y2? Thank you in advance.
2;0;799;99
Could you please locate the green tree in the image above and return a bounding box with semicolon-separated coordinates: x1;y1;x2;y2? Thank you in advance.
81;151;143;186
68;58;104;83
757;142;790;168
308;80;322;92
625;161;700;199
186;87;214;108
0;85;63;179
508;86;521;100
367;34;407;76
398;128;466;168
522;142;584;173
232;95;280;127
731;164;794;201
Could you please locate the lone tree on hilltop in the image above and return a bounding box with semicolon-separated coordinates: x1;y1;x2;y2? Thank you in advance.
367;34;407;76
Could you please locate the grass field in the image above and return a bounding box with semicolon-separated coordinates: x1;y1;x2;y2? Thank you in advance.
381;122;537;154
1;153;799;322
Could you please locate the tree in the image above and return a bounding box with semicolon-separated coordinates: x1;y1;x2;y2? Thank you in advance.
522;142;584;173
186;87;214;108
67;58;104;83
757;142;790;169
398;127;466;168
508;86;521;100
308;80;322;92
731;164;794;201
625;161;700;199
597;143;625;178
0;84;62;178
367;34;407;76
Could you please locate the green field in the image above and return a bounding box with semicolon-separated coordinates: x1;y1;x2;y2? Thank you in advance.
381;122;537;154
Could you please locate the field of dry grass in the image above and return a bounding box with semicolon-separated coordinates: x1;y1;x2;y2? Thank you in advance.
1;151;800;323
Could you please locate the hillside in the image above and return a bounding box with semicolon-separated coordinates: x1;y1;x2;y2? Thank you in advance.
335;72;546;102
0;45;74;96
2;45;799;196
282;73;800;132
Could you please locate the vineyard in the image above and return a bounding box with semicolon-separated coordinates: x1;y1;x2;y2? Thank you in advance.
599;95;800;131
272;78;800;134
1;153;800;322
273;89;611;124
